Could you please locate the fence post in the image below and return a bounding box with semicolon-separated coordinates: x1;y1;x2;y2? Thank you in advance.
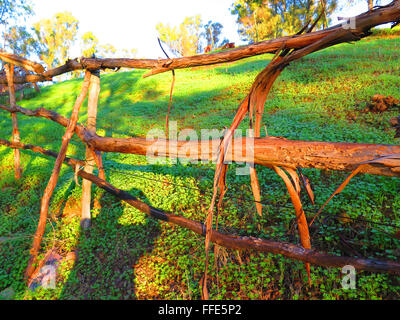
81;69;101;229
5;64;22;180
25;71;91;281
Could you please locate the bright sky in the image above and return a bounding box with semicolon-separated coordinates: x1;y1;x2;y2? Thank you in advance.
23;0;393;59
25;0;244;58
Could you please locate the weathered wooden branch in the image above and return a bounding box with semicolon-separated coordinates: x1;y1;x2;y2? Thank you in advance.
0;59;83;84
200;1;399;292
247;53;286;218
0;139;85;166
84;1;400;78
25;72;91;281
1;137;400;275
81;70;101;229
4;64;22;179
85;136;400;177
1;103;399;177
0;50;45;74
273;165;312;284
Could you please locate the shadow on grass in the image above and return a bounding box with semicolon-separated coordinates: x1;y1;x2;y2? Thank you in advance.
0;144;164;300
58;187;161;300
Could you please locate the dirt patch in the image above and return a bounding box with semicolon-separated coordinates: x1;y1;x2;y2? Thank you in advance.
364;94;399;113
346;95;400;138
54;196;82;219
390;115;400;138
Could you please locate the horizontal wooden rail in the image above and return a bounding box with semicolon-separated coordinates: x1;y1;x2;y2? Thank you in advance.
1;137;400;274
1;103;399;177
0;50;45;74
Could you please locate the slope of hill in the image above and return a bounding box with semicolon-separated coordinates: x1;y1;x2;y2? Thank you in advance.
0;34;399;300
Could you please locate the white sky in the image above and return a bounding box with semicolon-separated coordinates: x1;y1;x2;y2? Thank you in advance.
25;0;243;58
23;0;393;59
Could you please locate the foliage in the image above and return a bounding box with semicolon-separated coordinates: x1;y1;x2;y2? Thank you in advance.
96;43;117;58
346;0;380;11
0;34;399;300
156;15;202;57
33;11;79;69
80;32;137;59
371;25;400;36
0;0;35;63
119;48;138;58
231;0;338;42
201;20;227;50
0;0;33;28
3;26;40;58
81;32;99;58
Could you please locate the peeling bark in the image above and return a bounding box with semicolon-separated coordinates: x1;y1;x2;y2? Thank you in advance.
1;103;399;177
0;50;45;74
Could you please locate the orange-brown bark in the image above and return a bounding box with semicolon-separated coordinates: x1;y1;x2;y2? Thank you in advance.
1;103;399;177
25;72;91;281
0;50;45;74
81;71;101;229
4;64;22;179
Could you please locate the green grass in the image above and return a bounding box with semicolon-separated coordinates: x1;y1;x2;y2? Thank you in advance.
0;32;400;300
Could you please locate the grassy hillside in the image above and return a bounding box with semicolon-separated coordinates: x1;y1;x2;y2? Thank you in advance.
0;34;399;300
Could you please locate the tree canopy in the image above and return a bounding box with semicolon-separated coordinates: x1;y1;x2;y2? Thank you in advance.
156;15;202;57
3;26;41;58
202;20;227;50
1;0;36;59
231;0;338;42
97;43;117;58
81;31;99;58
33;11;79;69
0;0;33;27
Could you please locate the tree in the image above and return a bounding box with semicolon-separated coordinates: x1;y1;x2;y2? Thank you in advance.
3;26;40;57
156;15;202;57
33;12;79;69
97;43;117;58
119;48;138;58
81;31;99;58
0;0;33;29
231;0;338;43
81;32;137;59
202;21;225;50
231;1;280;42
0;0;34;63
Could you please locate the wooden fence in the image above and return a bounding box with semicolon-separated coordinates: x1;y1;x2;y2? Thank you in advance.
0;1;400;298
